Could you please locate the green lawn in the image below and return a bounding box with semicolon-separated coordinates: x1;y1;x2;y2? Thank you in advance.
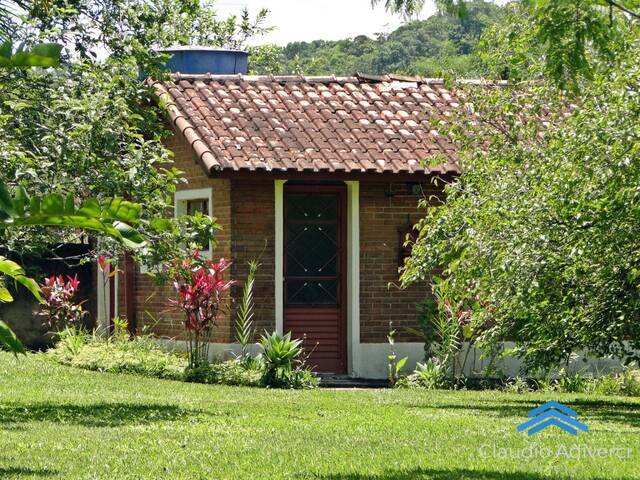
0;353;639;479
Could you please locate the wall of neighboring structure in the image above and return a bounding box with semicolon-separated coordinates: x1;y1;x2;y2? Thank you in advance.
359;182;436;343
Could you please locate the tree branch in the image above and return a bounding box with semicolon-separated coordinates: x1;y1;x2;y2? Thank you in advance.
606;0;640;20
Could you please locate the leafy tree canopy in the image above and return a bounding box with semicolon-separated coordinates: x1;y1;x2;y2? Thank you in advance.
0;0;269;266
402;2;640;370
250;0;502;77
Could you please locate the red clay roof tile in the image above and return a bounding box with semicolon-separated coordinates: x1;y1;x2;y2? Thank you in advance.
151;74;471;176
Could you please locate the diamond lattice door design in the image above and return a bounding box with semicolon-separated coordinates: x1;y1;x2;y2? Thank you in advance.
284;185;347;374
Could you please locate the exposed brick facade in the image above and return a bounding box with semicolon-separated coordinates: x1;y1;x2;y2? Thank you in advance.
359;182;434;343
120;129;439;345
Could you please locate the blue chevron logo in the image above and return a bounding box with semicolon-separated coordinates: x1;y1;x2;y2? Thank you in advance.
516;401;589;436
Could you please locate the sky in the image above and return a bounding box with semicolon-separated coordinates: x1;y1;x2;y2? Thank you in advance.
214;0;440;46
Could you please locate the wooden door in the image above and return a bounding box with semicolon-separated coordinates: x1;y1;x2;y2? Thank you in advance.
284;185;347;374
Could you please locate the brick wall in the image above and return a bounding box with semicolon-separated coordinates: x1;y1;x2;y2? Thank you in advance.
230;180;276;335
359;182;439;343
123;131;235;342
119;128;440;345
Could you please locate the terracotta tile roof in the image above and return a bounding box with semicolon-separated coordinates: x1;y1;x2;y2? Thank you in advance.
152;73;476;176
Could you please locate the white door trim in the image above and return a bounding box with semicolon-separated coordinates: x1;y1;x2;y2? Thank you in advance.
274;179;287;335
346;181;361;376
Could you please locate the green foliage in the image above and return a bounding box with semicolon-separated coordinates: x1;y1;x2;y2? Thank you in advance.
403;28;640;371
46;326;316;388
401;359;448;389
0;318;25;355
0;40;61;67
259;331;316;388
0;255;41;302
259;0;502;77
55;325;87;357
557;368;591;394
0;181;145;248
46;332;187;381
235;260;259;363
184;360;263;387
387;322;408;387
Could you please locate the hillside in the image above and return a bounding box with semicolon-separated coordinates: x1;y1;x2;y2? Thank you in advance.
250;0;503;77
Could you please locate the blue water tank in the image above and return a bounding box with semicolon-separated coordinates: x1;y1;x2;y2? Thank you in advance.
158;47;248;75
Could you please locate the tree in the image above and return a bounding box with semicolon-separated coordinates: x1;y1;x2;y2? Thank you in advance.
272;1;502;77
1;0;268;266
401;10;640;371
376;0;640;90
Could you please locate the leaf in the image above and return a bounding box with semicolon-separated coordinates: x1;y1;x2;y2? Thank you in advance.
396;356;409;372
29;196;41;215
15;276;43;303
76;198;101;218
12;186;29;216
0;257;25;277
41;194;64;214
63;194;75;214
0;179;14;217
9;43;62;68
0;320;25;355
150;218;174;232
0;286;13;302
0;41;12;60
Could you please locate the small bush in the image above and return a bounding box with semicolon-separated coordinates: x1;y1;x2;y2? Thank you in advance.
593;375;622;396
47;334;186;381
503;376;532;394
259;331;317;389
400;360;447;390
556;368;592;394
184;360;262;387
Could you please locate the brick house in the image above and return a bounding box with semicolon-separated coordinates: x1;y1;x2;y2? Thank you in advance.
101;49;461;378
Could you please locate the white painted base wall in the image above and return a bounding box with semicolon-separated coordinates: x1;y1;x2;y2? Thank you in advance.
156;338;632;379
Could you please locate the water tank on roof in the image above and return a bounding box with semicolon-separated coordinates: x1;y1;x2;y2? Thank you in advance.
158;47;248;75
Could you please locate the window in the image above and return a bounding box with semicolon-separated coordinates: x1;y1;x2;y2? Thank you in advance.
186;199;209;216
174;188;214;258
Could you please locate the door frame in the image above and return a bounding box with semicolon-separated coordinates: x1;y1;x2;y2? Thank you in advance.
283;183;348;373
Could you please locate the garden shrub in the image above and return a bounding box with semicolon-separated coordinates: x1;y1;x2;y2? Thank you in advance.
398;359;448;390
259;331;318;389
46;329;318;389
184;360;262;387
46;334;186;381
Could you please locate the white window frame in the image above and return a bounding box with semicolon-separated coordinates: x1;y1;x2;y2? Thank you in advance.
174;187;215;259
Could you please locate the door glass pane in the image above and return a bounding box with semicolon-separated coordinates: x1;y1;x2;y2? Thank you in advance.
287;279;338;304
287;223;337;276
286;193;339;305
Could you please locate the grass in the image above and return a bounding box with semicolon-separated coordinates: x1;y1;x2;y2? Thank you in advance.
0;353;639;479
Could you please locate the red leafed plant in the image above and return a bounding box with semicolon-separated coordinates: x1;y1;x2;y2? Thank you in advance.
40;274;87;330
170;251;234;368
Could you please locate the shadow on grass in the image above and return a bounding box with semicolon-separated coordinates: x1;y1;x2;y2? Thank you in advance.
315;467;628;480
0;402;216;427
408;396;640;428
0;467;58;477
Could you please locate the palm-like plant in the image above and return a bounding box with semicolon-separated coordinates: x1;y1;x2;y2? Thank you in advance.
235;260;259;363
259;331;303;386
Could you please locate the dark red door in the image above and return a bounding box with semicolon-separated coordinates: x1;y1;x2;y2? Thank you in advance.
284;185;347;374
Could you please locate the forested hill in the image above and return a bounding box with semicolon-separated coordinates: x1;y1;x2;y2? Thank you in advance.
263;0;502;77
